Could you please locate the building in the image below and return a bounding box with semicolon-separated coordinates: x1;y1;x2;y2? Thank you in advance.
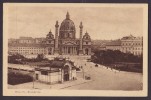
8;57;77;84
121;35;143;56
35;58;77;84
8;12;92;56
106;39;121;51
105;35;143;56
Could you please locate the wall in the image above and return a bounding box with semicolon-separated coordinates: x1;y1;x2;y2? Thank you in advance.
35;71;62;84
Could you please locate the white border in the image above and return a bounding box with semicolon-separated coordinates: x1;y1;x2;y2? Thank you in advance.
3;3;148;96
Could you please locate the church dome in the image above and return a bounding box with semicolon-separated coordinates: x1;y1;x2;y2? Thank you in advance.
83;31;91;41
46;30;54;39
59;12;76;39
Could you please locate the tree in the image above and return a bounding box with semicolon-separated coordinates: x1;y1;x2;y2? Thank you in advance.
8;54;26;64
91;50;143;65
36;54;45;61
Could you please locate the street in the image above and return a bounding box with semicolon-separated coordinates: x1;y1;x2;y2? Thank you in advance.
64;56;143;90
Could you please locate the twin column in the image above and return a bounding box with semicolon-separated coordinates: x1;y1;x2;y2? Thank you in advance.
63;47;77;55
54;21;59;54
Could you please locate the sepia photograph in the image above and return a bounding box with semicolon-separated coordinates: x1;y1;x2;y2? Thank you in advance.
3;3;148;96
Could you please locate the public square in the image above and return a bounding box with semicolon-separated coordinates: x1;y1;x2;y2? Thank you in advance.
66;56;143;90
8;55;143;90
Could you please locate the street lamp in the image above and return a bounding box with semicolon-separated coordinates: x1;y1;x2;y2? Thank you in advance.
82;66;85;79
30;64;36;89
32;68;35;89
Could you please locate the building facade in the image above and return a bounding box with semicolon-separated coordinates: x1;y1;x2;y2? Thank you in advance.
106;40;121;51
105;35;143;56
120;35;143;56
8;12;92;56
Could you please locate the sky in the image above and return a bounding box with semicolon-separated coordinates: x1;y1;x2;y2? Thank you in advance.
6;4;144;40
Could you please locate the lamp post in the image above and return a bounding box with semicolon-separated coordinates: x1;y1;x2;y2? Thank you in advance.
50;67;51;85
82;66;85;79
32;68;35;89
31;64;36;89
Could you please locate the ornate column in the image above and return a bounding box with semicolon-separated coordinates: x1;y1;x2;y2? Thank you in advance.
73;47;74;55
66;47;67;54
65;47;66;54
62;47;64;55
66;47;68;54
71;47;73;55
89;48;91;55
74;47;76;55
61;47;63;55
54;21;59;55
79;22;83;55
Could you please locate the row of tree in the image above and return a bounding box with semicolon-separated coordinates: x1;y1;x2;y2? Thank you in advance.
91;50;143;65
8;72;33;85
8;54;48;64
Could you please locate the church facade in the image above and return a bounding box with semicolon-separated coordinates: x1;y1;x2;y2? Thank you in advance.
8;12;92;55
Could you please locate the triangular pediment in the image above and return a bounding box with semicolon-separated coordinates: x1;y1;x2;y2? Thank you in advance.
64;41;76;45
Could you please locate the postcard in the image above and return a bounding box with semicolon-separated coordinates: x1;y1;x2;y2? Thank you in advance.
3;3;148;96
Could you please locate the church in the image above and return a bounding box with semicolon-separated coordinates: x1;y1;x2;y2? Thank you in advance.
47;12;92;55
8;12;92;55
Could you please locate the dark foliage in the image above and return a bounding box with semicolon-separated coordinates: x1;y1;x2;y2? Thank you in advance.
76;67;81;71
8;54;49;64
91;50;142;64
8;72;33;85
8;54;26;64
91;50;143;73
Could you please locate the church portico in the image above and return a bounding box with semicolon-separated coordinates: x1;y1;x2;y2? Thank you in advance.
61;46;78;55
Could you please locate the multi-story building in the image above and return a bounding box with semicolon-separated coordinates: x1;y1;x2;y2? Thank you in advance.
106;40;121;51
121;35;143;56
8;12;92;56
105;35;143;56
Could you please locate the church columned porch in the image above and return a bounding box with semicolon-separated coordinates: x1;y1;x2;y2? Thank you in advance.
61;46;77;55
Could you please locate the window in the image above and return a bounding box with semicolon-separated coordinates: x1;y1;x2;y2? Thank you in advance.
41;71;48;75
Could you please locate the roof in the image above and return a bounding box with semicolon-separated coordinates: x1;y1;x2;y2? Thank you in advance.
91;40;111;45
8;43;49;47
35;38;46;40
38;58;75;69
20;37;33;40
99;43;106;48
121;35;135;40
106;40;121;46
50;60;66;68
8;64;34;70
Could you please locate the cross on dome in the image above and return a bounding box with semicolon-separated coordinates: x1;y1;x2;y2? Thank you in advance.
66;11;70;20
